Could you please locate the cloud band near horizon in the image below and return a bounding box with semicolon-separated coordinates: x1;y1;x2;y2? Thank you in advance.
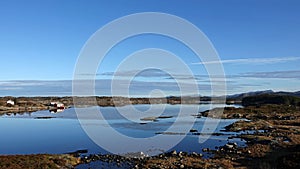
192;56;300;65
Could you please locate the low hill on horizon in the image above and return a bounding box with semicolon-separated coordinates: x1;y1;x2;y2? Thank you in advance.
227;90;300;101
242;94;300;107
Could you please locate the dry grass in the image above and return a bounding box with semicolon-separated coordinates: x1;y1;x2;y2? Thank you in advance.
0;154;80;169
143;156;235;169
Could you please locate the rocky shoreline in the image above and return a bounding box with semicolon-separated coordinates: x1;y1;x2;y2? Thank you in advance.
76;104;300;168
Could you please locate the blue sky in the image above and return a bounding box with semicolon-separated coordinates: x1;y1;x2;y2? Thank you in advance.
0;0;299;96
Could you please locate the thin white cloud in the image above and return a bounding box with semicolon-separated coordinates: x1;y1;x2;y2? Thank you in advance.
0;87;23;90
192;56;300;65
101;69;170;77
0;81;44;87
241;70;300;79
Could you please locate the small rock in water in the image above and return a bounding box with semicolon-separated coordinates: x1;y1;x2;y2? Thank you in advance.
191;152;198;156
225;144;234;149
202;148;209;152
189;129;198;132
140;116;158;121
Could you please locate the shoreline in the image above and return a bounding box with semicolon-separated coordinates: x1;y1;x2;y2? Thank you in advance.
0;96;233;115
76;104;299;168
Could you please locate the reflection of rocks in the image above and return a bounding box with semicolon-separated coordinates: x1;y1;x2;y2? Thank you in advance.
140;115;173;122
34;116;56;119
0;106;48;114
140;117;158;122
155;132;185;135
158;115;173;119
49;108;64;113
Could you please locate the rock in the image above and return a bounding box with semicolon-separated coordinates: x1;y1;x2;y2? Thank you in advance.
202;148;209;152
140;116;158;121
233;113;242;118
200;111;209;117
171;150;177;156
190;129;198;132
180;164;185;168
225;144;234;149
191;152;198;156
178;151;183;158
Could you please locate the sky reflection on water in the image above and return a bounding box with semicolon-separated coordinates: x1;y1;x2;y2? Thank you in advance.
0;104;244;156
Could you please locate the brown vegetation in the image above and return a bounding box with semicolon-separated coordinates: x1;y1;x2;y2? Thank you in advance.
216;104;300;169
0;154;80;169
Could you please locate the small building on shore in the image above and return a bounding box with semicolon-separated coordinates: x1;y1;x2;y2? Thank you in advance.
6;99;15;106
49;102;65;109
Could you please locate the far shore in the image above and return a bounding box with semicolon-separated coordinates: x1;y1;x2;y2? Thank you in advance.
0;96;236;115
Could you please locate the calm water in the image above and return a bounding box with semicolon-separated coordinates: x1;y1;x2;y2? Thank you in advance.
0;104;244;156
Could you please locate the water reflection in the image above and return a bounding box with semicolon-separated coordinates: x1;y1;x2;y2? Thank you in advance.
49;108;65;113
0;104;244;156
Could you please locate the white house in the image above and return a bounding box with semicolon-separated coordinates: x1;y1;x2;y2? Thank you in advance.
6;99;15;106
50;102;65;109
